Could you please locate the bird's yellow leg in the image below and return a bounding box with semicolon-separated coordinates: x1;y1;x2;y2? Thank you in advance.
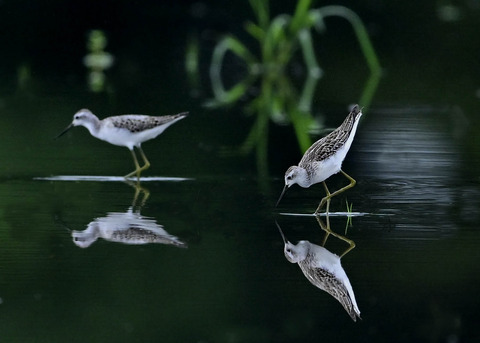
137;146;151;173
315;170;356;215
330;170;356;198
124;149;142;179
124;147;151;180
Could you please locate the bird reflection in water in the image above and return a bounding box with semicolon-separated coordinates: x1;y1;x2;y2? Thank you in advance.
71;182;187;249
276;216;360;321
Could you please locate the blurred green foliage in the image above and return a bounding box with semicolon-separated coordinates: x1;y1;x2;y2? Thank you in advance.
187;0;381;176
83;30;115;93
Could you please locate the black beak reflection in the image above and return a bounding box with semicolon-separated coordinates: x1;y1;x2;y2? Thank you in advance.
275;184;288;208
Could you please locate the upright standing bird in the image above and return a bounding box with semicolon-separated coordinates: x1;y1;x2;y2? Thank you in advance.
57;109;187;179
276;105;362;214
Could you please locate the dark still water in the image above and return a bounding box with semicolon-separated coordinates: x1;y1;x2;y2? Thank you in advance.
1;1;480;342
0;104;479;342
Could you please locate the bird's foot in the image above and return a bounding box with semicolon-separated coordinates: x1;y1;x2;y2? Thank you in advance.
314;197;330;215
124;169;141;180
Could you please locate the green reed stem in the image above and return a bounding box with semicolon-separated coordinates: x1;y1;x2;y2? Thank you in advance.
208;35;259;106
316;6;381;73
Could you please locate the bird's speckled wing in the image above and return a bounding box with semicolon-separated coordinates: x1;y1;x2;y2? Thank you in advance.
110;227;187;247
299;105;361;166
300;264;360;321
109;112;188;133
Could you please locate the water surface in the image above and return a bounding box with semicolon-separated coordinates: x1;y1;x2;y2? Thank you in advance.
1;1;480;341
1;105;479;342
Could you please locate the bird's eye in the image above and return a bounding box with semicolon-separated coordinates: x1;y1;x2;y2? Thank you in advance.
286;175;292;180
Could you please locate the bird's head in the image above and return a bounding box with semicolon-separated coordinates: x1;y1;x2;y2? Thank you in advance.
284;165;302;187
56;109;97;138
71;109;95;127
275;166;307;207
275;221;308;263
284;241;309;263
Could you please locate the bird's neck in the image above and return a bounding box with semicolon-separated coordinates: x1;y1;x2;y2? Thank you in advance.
83;117;101;137
342;113;362;153
298;167;313;188
349;111;362;138
297;241;311;259
286;241;309;262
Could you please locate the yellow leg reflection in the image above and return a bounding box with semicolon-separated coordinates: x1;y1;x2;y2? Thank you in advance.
125;179;150;208
316;214;356;258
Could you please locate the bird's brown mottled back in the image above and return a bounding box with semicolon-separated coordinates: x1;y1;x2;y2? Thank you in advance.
110;112;188;133
299;105;361;167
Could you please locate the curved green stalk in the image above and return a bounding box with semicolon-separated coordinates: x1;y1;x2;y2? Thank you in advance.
207;36;259;107
202;1;382;173
312;6;382;108
185;34;200;89
290;0;313;33
315;6;381;73
249;0;270;32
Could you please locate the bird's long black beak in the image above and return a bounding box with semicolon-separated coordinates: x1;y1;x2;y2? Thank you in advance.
275;184;288;208
55;123;74;139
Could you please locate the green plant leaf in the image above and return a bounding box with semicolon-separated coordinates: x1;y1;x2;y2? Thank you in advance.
290;0;313;33
245;21;265;41
249;0;269;31
262;15;290;62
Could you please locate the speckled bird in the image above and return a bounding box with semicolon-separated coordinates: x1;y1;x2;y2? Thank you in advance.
57;109;187;179
276;105;362;214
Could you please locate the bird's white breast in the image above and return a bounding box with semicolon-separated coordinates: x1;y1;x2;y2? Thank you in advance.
96;125;137;149
310;151;344;184
96;122;169;150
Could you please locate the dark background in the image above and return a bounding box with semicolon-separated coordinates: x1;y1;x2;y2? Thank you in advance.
0;1;480;342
